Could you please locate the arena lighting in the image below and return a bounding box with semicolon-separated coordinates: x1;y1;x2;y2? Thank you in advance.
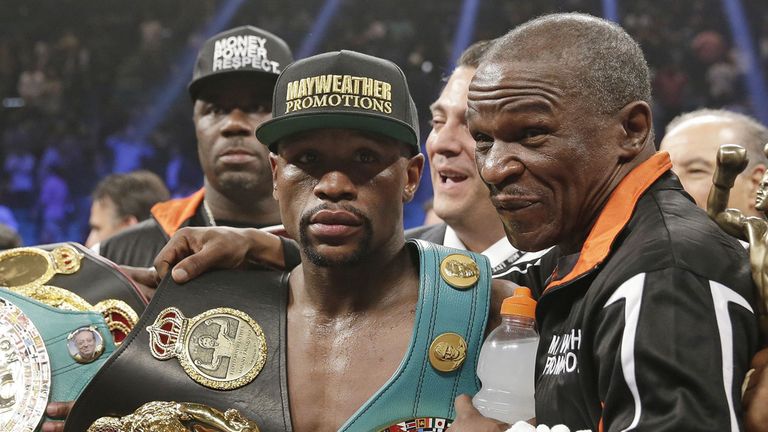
131;0;247;141
720;0;768;124
448;0;481;69
296;0;343;59
601;0;619;22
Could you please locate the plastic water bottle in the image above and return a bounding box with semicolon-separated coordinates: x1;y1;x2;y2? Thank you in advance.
473;287;539;423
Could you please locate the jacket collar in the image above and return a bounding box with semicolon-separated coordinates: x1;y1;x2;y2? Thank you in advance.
150;188;205;237
546;152;673;291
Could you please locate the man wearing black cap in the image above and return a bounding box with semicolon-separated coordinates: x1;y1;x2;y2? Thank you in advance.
97;26;293;268
133;49;505;431
254;49;505;431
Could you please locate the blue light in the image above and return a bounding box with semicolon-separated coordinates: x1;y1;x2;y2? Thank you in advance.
602;0;619;23
297;0;343;59
720;0;768;123
448;0;481;70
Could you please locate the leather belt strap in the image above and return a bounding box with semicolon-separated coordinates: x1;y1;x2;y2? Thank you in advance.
64;269;291;432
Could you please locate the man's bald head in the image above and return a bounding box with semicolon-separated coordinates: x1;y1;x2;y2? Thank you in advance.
666;109;768;172
484;13;651;116
661;109;768;216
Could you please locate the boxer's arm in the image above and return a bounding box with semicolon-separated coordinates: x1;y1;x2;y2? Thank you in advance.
154;226;293;283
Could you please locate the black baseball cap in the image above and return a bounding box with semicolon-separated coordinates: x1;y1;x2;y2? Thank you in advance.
255;50;420;155
188;25;294;100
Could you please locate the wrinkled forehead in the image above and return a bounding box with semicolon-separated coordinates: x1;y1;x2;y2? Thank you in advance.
466;60;568;119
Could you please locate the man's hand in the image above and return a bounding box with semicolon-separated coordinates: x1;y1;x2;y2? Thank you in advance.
154;227;285;283
744;348;768;432
41;401;74;432
120;265;159;300
446;395;509;432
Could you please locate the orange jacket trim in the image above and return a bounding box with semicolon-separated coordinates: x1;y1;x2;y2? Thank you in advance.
150;188;205;237
546;152;673;291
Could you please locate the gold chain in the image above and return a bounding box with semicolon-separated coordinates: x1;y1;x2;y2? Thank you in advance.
202;199;217;227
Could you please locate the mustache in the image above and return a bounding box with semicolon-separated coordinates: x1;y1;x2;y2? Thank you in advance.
488;184;535;197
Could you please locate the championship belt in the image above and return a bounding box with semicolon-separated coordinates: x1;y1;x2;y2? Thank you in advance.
0;295;50;432
339;240;491;431
0;243;147;344
64;269;291;432
0;242;146;432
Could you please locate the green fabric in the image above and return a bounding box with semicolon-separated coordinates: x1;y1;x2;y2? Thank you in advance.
339;239;491;431
0;287;115;430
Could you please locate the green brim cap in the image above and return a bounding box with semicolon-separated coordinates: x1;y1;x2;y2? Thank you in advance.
256;50;420;155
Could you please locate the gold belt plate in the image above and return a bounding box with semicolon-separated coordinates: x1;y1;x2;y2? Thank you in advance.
147;307;267;390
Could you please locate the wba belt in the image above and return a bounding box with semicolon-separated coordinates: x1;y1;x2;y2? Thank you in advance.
64;240;490;432
64;269;291;432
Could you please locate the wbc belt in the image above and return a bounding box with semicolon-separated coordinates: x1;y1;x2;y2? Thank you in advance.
0;243;146;432
0;288;117;401
340;239;491;431
64;269;291;432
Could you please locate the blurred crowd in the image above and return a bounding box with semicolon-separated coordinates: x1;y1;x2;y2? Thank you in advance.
0;0;767;245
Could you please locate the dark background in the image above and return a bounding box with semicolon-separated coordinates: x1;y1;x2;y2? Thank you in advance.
1;0;766;245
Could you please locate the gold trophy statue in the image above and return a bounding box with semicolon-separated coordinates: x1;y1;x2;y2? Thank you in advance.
707;143;768;341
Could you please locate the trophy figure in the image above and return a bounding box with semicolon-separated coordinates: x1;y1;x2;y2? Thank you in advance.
707;143;768;341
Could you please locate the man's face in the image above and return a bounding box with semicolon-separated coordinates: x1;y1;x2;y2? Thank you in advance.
467;60;622;252
75;331;96;357
194;75;274;197
271;129;423;266
427;66;492;224
85;197;129;247
661;117;760;216
756;173;768;212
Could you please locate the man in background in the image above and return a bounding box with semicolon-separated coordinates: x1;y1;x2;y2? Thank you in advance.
98;25;292;267
406;40;551;281
86;170;169;248
660;109;768;216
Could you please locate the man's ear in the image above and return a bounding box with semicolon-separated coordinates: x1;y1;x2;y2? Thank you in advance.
617;100;652;160
403;154;425;203
269;153;280;201
121;215;139;228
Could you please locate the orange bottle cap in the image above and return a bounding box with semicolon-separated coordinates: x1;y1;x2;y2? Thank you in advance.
501;287;537;318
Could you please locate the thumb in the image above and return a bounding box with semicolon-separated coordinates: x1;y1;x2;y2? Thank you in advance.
453;394;478;418
170;247;216;283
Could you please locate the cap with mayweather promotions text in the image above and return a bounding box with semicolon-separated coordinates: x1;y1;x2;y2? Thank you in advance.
255;50;420;155
188;25;294;100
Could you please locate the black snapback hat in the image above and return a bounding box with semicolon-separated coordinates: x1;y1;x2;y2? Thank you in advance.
188;25;294;100
255;50;420;155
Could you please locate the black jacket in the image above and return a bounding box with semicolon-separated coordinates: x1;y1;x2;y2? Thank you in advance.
99;189;207;267
534;153;758;431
